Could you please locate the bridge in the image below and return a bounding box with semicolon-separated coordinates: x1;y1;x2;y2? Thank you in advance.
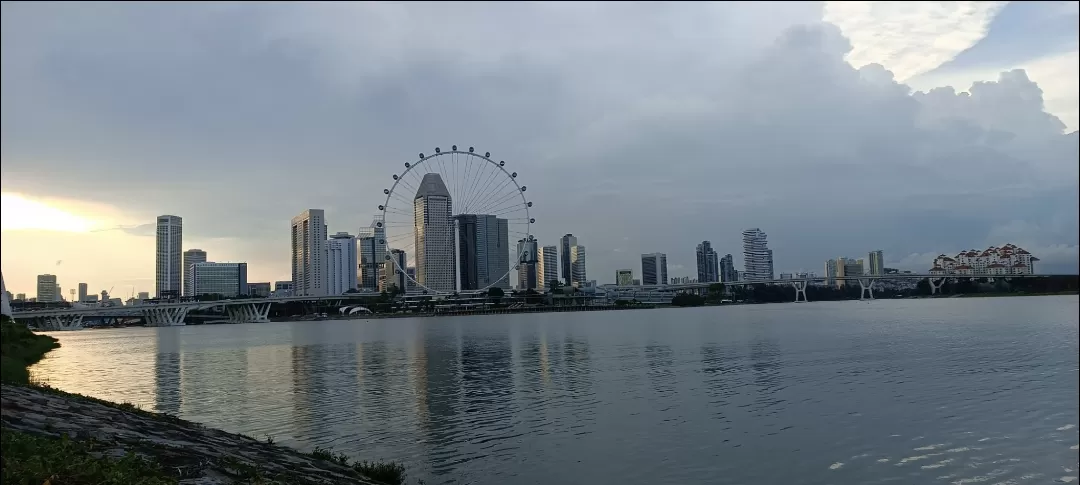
597;273;1074;303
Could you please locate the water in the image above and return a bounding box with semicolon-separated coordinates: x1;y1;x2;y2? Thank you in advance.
32;296;1080;484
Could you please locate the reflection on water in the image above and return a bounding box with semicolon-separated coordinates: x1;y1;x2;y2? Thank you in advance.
31;297;1080;485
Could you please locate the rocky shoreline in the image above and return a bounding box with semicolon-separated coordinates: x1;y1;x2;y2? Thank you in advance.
1;383;388;484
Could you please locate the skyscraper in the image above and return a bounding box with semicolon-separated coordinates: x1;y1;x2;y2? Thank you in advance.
570;245;587;287
383;248;408;292
868;250;885;276
541;245;558;290
719;253;736;282
516;236;539;291
616;269;634;286
560;234;578;286
155;215;182;298
641;253;668;285
77;282;88;303
291;209;328;297
414;173;456;293
696;241;720;283
357;216;386;291
741;228;774;282
182;249;207;297
189;262;248;297
327;232;358;295
455;214;510;290
36;274;58;302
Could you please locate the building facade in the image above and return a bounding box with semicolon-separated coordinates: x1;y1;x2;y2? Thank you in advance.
155;215;183;298
273;281;293;296
383;249;408;292
719;253;736;283
454;214;510;291
741;228;774;282
291;209;328;297
78;282;88;303
570;245;587;287
541;245;558;290
640;252;668;286
696;241;720;283
36;274;58;302
357;216;386;291
616;269;634;286
189;262;248;297
414;173;456;293
182;249;207;297
560;234;578;286
327;232;358;295
516;236;539;291
868;250;885;276
247;282;271;298
930;244;1038;275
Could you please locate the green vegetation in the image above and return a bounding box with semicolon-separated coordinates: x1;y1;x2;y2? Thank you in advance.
310;446;412;485
671;293;706;307
1;315;59;384
1;429;175;485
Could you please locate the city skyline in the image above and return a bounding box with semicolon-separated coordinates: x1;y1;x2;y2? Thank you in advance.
2;2;1078;294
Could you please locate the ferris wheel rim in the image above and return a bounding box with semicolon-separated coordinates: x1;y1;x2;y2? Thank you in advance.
379;149;533;296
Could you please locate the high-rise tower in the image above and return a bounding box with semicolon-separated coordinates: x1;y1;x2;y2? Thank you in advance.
155;215;183;298
741;228;774;282
291;209;328;296
414;173;456;293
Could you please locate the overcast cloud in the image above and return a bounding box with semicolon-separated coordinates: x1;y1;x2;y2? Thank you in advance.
1;1;1077;292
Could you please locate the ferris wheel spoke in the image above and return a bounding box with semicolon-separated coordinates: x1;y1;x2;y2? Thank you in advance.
469;175;515;213
489;206;528;218
465;157;499;212
458;159;488;212
465;162;502;213
473;187;522;215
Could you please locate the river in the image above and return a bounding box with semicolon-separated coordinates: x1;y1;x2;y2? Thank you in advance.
32;296;1080;484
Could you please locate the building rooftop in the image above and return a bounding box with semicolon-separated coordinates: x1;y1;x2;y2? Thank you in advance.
415;173;451;199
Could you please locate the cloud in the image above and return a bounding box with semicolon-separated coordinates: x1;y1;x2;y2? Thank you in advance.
92;223;156;237
1;3;1077;293
824;1;1007;80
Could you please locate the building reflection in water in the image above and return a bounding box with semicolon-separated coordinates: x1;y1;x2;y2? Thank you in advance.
154;329;182;415
644;344;675;399
179;331;250;428
748;329;783;416
289;324;360;445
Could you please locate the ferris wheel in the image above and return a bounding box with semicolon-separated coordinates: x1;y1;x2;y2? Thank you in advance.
377;146;534;295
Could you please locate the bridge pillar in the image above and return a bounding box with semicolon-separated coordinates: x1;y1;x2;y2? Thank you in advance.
142;307;189;327
225;302;271;324
927;277;945;295
791;280;809;303
39;314;85;331
858;278;875;300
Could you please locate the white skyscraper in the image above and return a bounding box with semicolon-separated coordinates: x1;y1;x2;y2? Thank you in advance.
182;249;207;297
291;209;328;296
414;173;456;293
327;232;358;295
570;245;587;287
742;228;774;282
541;245;558;290
155;215;183;298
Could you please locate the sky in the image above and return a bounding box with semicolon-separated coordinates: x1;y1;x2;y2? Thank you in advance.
1;1;1078;298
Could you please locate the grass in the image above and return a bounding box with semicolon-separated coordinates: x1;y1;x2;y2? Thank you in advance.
310;446;413;485
1;315;60;384
1;429;176;485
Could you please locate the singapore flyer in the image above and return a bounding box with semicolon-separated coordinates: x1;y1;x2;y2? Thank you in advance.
377;146;534;295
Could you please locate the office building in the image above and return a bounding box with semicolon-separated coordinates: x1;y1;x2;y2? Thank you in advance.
36;274;58;302
414;173;456;293
560;234;578;286
696;241;720;283
291;209;328;296
182;249;207;296
541;245;558;290
831;257;865;288
825;259;838;287
357;216;386;291
78;282;88;303
570;245;587;287
327;232;358;295
383;249;408;292
719;253;736;283
15;293;26;301
616;269;634;286
273;281;293;296
189;262;248;297
155;215;183;298
741;228;774;282
137;291;150;300
248;282;271;297
641;252;668;286
455;214;510;290
516;236;539;291
868;250;885;276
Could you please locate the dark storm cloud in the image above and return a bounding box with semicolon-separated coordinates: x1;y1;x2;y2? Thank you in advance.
1;2;1076;280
